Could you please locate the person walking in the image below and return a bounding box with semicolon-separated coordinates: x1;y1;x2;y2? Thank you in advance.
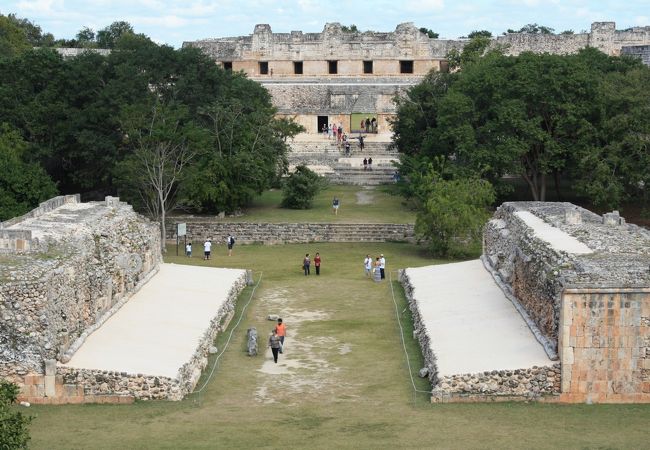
303;253;311;275
364;254;372;277
227;234;235;256
314;252;321;275
268;329;282;363
185;242;192;257
332;197;340;215
363;157;368;170
203;239;212;260
380;254;386;280
374;257;382;282
368;157;373;170
275;318;286;353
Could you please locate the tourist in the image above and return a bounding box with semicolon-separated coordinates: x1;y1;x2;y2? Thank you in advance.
368;156;373;170
345;140;351;155
371;117;377;133
380;254;386;279
322;124;327;138
364;254;372;277
359;135;364;151
227;234;235;256
363;158;368;170
275;318;286;353
203;239;212;260
337;124;343;143
268;329;282;363
360;118;365;133
333;124;338;141
328;123;333;139
332;197;340;215
185;242;192;257
314;252;321;275
303;253;311;275
365;117;371;133
374;257;382;282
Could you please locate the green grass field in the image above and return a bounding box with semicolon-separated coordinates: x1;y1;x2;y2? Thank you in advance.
172;185;417;224
25;243;650;449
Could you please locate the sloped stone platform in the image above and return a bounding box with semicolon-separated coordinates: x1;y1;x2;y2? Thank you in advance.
401;260;557;402
57;264;247;401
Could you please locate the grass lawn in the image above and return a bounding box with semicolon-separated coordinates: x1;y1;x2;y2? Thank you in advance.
25;243;650;449
171;185;417;224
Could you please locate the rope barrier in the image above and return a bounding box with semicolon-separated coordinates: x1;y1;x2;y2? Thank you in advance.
191;271;263;399
388;269;433;396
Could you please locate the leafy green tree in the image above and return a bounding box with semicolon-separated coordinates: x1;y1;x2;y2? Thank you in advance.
96;21;134;48
467;30;492;38
446;35;495;70
0;380;31;449
281;165;325;209
419;28;439;38
6;14;55;47
0;15;31;57
506;23;554;35
0;124;58;221
75;27;96;47
341;24;359;33
415;172;495;258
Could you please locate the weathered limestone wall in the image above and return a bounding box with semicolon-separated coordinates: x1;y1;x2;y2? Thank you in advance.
166;221;415;244
559;288;650;403
0;196;161;384
621;45;650;66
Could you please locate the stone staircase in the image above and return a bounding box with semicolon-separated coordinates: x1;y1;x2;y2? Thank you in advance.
288;138;399;185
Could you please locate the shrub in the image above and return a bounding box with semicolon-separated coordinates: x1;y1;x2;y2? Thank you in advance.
0;380;31;449
281;165;325;209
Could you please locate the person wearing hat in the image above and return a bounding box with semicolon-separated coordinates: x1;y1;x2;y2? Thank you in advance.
268;328;282;363
379;254;386;279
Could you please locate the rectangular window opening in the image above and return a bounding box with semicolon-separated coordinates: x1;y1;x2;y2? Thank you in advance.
400;60;414;74
363;60;373;74
259;61;269;75
328;60;338;74
223;61;233;71
294;61;303;74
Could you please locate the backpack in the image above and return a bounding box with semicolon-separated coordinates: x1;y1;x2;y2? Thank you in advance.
229;236;235;245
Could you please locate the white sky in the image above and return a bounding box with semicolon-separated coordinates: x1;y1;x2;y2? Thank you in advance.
2;0;649;48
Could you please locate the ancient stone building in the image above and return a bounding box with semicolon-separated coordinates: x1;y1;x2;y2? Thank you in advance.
184;21;650;136
483;203;650;403
0;195;161;399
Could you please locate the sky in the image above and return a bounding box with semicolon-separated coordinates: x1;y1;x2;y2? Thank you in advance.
2;0;649;48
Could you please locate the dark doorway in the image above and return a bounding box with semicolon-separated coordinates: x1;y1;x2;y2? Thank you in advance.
223;61;232;71
328;60;338;74
317;116;329;134
294;61;303;74
400;60;414;74
259;61;269;75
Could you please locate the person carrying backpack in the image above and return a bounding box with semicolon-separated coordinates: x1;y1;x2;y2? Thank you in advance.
227;234;235;256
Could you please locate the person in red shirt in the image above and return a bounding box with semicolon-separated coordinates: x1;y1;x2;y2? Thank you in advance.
314;252;321;275
275;318;286;353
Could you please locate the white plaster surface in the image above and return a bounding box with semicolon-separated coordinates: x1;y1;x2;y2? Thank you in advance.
405;260;552;376
63;263;246;378
514;211;593;254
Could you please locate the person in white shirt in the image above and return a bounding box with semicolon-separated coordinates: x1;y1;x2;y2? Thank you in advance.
379;254;386;279
185;242;192;257
203;239;212;260
364;254;372;277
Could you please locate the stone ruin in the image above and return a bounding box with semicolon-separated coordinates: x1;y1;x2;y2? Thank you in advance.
0;195;161;402
483;202;650;403
403;201;649;403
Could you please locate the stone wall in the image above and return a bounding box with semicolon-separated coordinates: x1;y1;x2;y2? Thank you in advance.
0;196;161;385
165;221;415;244
559;288;650;403
621;45;650;66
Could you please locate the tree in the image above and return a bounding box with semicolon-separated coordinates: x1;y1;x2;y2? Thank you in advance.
506;23;555;35
446;35;494;70
117;101;198;251
0;15;31;57
419;27;439;38
0;380;31;449
415;173;495;258
341;24;359;33
96;21;134;48
0;124;58;221
75;27;96;47
281;165;325;209
467;30;492;38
